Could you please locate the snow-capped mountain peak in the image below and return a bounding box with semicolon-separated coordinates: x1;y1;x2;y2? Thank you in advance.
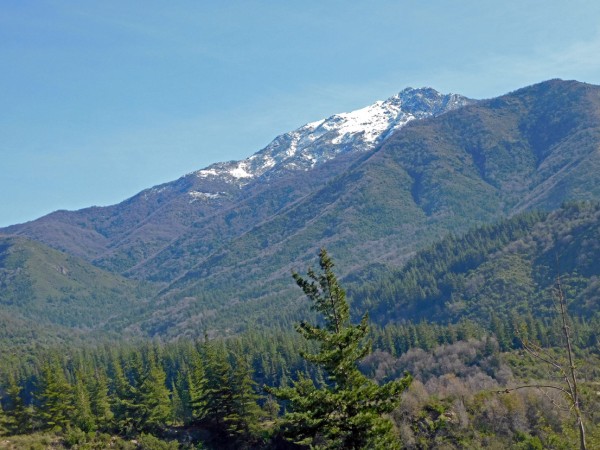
187;87;473;198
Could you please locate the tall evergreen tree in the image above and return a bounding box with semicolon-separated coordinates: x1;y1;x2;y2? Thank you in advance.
89;370;114;432
109;355;136;434
135;359;172;433
201;341;235;432
225;353;262;445
72;371;95;432
4;375;29;434
170;379;185;426
37;359;74;431
269;249;412;449
188;350;207;424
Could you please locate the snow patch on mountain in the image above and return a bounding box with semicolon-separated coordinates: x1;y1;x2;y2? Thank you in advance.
196;168;219;178
229;163;252;179
188;191;225;203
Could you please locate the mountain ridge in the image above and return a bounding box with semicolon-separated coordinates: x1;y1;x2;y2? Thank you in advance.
2;87;472;275
133;79;600;337
3;79;600;339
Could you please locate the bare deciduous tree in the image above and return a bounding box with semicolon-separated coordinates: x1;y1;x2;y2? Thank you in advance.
499;276;587;450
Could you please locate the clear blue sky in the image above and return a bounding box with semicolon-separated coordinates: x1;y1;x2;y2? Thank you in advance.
2;1;600;227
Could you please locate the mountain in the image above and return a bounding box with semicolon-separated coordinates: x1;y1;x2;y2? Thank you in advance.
132;79;600;337
2;88;471;278
3;79;600;339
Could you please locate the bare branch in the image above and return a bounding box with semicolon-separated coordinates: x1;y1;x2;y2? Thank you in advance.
498;269;588;449
498;384;572;398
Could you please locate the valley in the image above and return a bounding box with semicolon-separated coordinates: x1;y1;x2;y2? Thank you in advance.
1;79;599;449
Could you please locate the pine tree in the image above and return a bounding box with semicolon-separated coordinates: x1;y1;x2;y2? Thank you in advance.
4;375;28;434
170;380;184;425
135;359;172;433
37;359;74;431
268;249;412;449
189;350;207;424
72;371;95;432
263;395;280;421
201;341;235;432
109;355;136;435
225;353;262;444
490;312;510;351
89;370;114;432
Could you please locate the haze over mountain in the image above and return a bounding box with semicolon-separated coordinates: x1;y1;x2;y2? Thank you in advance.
3;79;600;339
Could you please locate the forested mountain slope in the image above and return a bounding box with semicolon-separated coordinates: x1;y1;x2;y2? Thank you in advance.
2;80;600;340
138;80;600;337
347;202;600;326
0;235;153;351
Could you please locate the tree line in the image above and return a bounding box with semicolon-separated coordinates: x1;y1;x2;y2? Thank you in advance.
1;248;599;448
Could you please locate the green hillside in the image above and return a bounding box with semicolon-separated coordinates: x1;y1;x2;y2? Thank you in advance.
0;235;154;350
347;202;600;327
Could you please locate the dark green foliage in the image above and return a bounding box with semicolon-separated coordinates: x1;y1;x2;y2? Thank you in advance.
3;375;30;434
71;371;95;432
89;370;113;431
109;353;137;433
169;375;188;426
188;350;207;424
348;202;600;336
0;317;598;447
0;402;7;436
135;360;172;433
269;250;412;449
37;359;73;431
225;354;263;446
200;340;235;431
136;432;179;449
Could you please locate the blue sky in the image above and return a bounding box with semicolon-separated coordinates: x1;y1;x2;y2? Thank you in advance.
2;1;600;227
